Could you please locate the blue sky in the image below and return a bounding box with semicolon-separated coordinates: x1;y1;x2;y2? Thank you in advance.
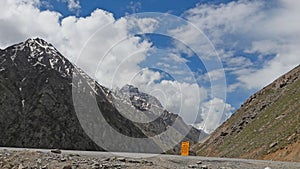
43;0;236;18
41;0;249;107
1;0;300;133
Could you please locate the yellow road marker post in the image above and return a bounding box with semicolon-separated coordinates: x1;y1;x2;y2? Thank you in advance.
181;141;190;156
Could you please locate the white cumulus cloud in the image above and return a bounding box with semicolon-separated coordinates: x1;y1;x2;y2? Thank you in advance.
182;0;300;90
196;98;234;133
61;0;81;12
0;0;216;130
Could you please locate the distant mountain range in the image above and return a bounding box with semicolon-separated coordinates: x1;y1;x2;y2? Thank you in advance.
0;38;207;154
193;64;300;162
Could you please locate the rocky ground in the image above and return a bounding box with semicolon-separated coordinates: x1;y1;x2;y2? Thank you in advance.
0;148;300;169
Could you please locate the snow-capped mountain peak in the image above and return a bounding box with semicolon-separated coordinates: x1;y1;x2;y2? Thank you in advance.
117;84;163;111
3;38;74;78
0;38;206;154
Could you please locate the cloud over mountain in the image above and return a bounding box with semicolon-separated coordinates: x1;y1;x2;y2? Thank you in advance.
0;0;218;131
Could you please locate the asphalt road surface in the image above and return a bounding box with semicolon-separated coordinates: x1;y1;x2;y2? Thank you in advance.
0;147;299;169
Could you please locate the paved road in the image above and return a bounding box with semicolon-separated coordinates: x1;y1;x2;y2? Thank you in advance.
0;147;300;169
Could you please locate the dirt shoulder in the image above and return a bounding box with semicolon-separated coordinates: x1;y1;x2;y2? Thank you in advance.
0;148;300;169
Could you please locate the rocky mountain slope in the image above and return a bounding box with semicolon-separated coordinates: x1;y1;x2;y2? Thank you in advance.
0;38;206;154
193;64;300;162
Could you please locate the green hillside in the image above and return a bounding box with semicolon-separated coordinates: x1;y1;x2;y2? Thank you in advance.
194;65;300;162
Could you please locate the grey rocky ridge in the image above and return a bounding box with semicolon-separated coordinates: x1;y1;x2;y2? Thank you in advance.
0;38;207;154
